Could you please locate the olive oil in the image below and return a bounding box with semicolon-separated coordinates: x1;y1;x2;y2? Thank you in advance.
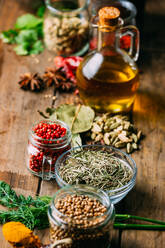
76;6;139;113
77;51;139;113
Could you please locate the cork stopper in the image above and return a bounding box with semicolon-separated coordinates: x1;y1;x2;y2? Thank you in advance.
98;7;120;26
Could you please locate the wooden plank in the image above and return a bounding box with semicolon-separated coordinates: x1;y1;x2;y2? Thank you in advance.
0;0;54;246
120;51;165;247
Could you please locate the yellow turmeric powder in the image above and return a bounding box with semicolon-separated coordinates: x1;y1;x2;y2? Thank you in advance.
2;222;42;248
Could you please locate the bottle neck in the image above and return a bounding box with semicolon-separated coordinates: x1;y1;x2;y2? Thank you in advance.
97;27;116;51
97;18;123;52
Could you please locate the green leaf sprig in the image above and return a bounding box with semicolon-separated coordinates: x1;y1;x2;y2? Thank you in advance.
0;6;45;55
0;181;165;231
0;181;51;229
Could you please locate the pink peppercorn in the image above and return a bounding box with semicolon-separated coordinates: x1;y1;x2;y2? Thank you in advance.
27;120;71;180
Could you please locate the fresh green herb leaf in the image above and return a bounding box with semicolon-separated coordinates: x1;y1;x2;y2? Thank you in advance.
14;30;44;55
1;181;165;231
1;10;44;55
35;23;44;38
29;40;44;54
15;29;38;44
15;14;43;30
37;5;46;18
0;181;19;208
0;181;52;229
0;30;18;43
14;43;29;55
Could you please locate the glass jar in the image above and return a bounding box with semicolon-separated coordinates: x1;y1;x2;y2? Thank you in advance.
89;0;137;50
48;185;115;248
44;0;90;56
26;120;71;180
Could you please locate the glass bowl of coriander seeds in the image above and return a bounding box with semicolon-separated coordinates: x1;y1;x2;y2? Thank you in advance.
55;145;137;204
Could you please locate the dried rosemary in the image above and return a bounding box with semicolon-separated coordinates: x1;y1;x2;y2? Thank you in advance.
58;149;133;191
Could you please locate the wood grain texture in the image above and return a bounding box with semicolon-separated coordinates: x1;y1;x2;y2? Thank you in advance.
0;0;53;246
0;0;165;247
120;37;165;248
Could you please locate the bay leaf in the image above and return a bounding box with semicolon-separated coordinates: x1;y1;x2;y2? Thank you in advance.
50;104;95;134
71;133;82;147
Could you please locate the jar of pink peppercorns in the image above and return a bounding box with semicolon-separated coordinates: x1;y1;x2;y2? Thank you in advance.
27;120;72;180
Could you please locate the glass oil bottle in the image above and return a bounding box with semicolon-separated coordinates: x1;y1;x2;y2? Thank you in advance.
76;6;140;113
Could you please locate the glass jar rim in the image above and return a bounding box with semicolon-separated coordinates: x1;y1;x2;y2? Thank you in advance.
29;119;72;144
48;184;114;227
55;144;137;194
45;0;90;16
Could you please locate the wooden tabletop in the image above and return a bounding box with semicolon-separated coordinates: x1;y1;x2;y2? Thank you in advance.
0;0;165;247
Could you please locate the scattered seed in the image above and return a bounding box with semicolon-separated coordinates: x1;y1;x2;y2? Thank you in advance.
115;141;126;148
103;133;111;145
132;133;138;143
44;94;52;98
91;133;96;140
126;143;131;153
34;58;39;64
132;143;138;150
110;122;120;130
95;133;103;142
137;130;142;140
118;133;131;143
112;136;119;145
91;123;102;133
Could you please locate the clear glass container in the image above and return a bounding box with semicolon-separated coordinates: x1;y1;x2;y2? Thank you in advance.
89;0;137;50
55;145;137;204
48;185;115;248
26;120;71;180
44;0;90;56
76;6;139;113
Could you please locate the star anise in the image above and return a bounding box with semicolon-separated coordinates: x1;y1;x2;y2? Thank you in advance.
18;73;45;92
43;67;75;92
43;67;58;87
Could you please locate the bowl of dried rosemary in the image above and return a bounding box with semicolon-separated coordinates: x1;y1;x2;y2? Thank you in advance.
55;145;137;204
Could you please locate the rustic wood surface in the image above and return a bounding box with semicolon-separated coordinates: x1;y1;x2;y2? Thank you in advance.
0;0;165;247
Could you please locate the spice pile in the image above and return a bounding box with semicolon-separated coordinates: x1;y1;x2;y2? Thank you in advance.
18;56;82;92
55;194;107;226
50;194;111;248
90;114;143;153
33;121;66;140
2;222;42;248
58;149;133;191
